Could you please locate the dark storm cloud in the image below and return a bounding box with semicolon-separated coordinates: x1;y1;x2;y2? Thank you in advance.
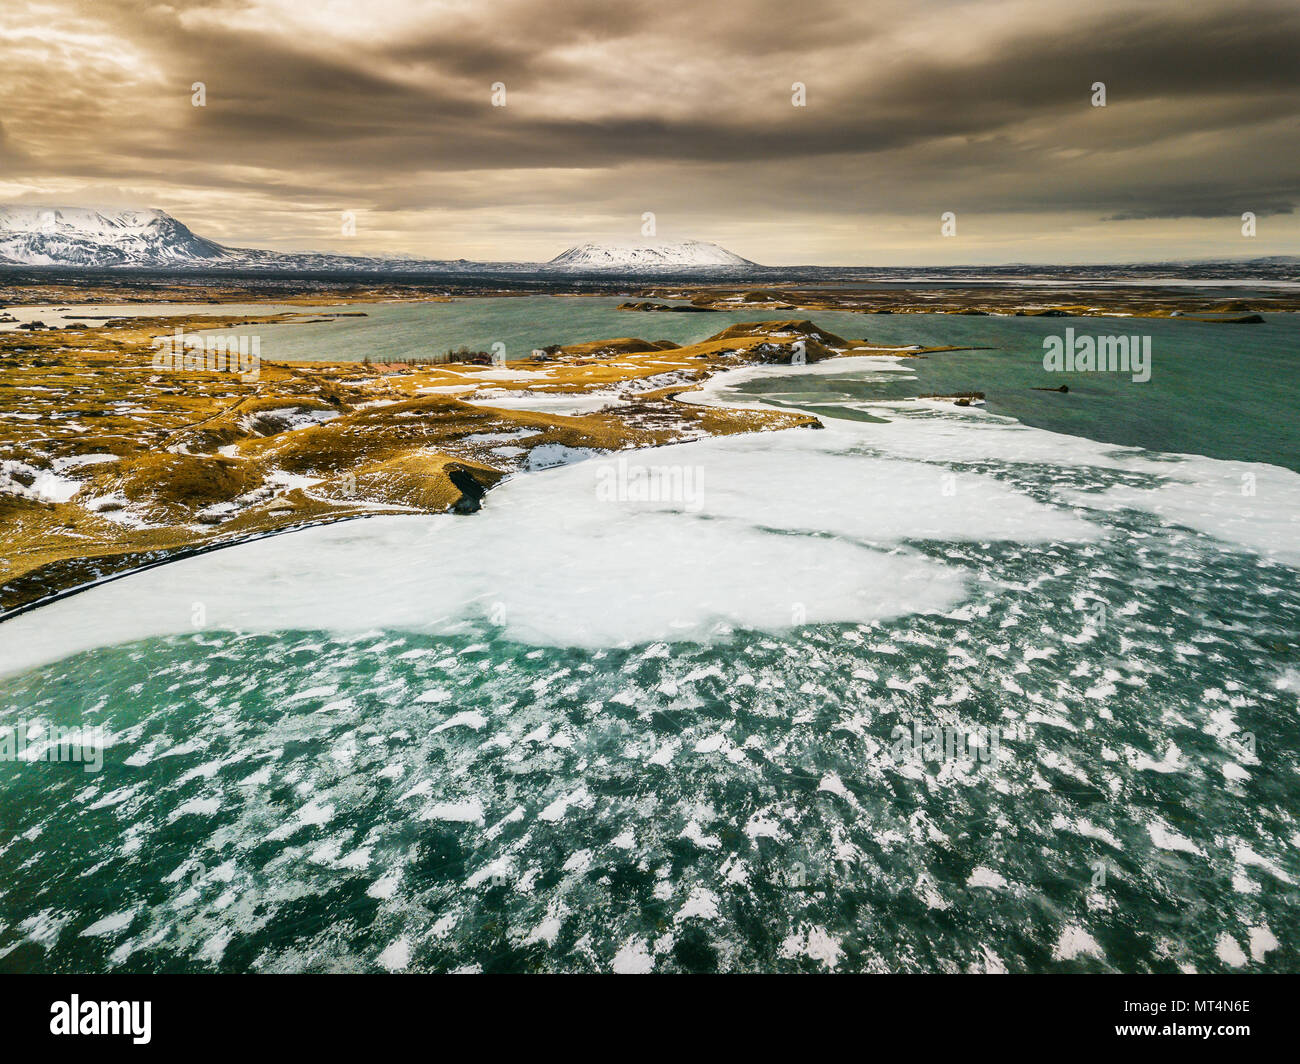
878;6;1300;109
1;0;1297;261
1105;190;1296;222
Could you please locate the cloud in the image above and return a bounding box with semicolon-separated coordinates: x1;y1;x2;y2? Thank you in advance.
0;0;1296;262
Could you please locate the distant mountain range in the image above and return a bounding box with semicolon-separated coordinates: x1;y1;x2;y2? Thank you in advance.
0;206;1295;280
0;207;760;275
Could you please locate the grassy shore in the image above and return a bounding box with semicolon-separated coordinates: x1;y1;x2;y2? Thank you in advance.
1;308;936;613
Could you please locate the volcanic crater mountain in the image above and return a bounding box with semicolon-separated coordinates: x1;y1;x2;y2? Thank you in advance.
542;240;756;271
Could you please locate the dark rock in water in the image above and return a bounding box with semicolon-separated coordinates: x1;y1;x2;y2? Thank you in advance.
617;301;716;313
449;467;491;514
919;391;984;402
1032;384;1069;393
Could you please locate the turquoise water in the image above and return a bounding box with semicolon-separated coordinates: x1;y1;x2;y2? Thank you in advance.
1;307;1298;973
741;314;1300;472
201;295;890;363
213;297;1300;470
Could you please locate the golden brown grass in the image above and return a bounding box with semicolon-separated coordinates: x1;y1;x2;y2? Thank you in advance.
0;310;863;611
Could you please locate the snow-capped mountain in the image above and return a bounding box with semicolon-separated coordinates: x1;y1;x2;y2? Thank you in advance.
0;206;499;272
544;240;756;271
0;206;228;267
0;209;764;274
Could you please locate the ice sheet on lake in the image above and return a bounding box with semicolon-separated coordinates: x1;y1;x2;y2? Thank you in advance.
5;358;1297;674
0;402;1103;672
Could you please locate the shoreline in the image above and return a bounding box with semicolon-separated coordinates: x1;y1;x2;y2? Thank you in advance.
5;285;1295;619
0;347;1001;627
3;311;915;615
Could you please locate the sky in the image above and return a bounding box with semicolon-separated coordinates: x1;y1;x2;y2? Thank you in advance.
0;0;1296;265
